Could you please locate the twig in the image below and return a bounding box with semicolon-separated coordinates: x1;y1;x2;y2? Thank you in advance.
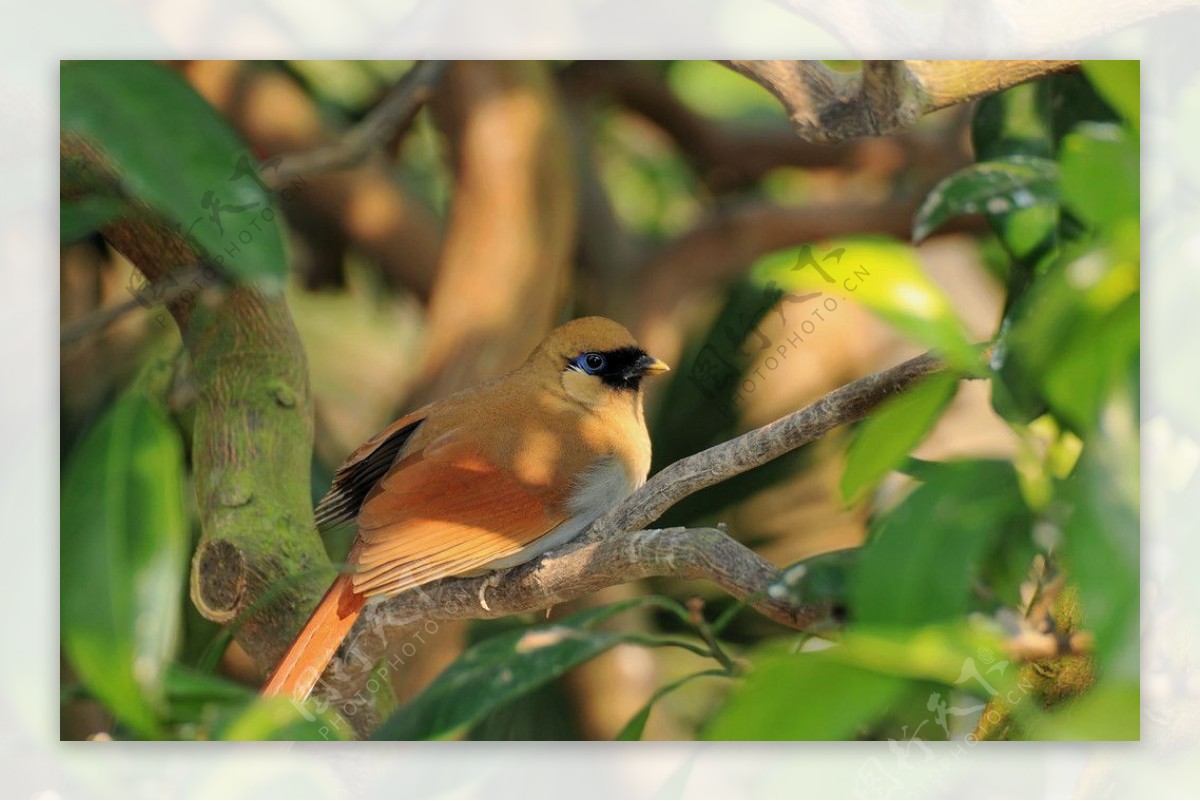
722;60;1079;143
687;597;740;675
272;61;451;181
60;264;215;346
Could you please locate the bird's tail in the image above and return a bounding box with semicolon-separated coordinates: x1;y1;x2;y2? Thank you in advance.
260;572;366;701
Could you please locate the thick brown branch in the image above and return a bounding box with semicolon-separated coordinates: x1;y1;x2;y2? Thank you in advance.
61;134;329;671
723;60;1079;143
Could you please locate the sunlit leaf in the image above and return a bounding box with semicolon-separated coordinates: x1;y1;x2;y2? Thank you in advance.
214;697;348;741
913;156;1059;243
851;460;1033;627
61;60;288;286
705;652;907;740
753;237;978;371
1023;683;1139;740
373;598;687;740
61;388;189;737
840;371;959;503
1082;61;1139;132
704;624;1004;740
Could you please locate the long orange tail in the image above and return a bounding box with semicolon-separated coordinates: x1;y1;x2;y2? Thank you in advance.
260;572;366;701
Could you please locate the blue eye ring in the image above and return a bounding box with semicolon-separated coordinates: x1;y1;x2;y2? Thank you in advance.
577;352;606;374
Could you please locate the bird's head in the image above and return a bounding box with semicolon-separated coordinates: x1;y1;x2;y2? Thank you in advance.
527;317;670;407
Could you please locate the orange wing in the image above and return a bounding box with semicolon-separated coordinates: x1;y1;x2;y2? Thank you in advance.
350;447;570;598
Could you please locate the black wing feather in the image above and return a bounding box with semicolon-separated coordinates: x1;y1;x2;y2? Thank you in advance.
313;419;424;530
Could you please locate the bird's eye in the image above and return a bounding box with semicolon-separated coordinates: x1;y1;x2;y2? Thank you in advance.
579;352;606;374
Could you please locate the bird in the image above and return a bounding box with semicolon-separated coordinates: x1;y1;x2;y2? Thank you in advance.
261;316;669;700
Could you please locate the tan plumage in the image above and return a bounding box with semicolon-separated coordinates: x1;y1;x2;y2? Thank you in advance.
262;317;668;700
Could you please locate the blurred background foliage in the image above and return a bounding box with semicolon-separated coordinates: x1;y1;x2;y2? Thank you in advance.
60;60;1138;743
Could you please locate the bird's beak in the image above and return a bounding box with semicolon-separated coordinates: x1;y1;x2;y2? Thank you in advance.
636;355;671;376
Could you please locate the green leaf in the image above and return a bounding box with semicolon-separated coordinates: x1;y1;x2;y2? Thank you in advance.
913;156;1059;243
1061;428;1139;677
161;665;253;730
753;237;978;371
1040;293;1139;433
1058;122;1139;234
61;61;288;286
763;548;861;614
1082;61;1139;132
61;386;189;737
214;698;348;741
851;460;1033;627
1000;246;1139;433
840;371;959;503
61;195;125;243
372;598;681;740
971;81;1053;162
969;74;1120;295
616;670;728;741
704;651;907;740
704;624;1007;740
1024;683;1139;740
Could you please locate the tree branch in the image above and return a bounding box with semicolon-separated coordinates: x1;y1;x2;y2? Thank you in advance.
272;60;451;180
315;349;965;719
723;60;1079;143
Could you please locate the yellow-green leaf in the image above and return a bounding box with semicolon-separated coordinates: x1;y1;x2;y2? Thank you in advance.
61;389;188;737
840;371;959;503
753;237;978;371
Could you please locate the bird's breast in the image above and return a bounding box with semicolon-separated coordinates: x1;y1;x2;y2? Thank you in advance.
479;454;640;571
566;454;643;519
